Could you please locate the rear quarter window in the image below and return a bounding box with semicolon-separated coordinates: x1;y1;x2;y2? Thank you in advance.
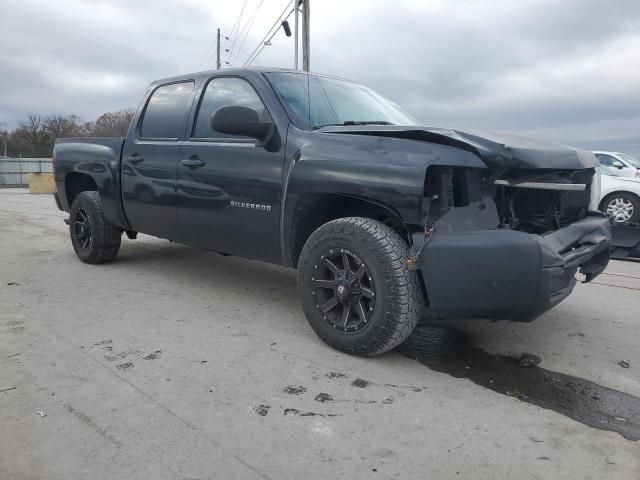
139;81;195;139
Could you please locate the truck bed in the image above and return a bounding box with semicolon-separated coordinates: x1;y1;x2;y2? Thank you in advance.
53;136;128;229
54;136;125;153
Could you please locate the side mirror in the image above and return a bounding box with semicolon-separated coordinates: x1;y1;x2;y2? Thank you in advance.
612;160;625;169
210;106;273;142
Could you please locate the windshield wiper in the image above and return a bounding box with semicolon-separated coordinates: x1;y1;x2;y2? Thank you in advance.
312;121;394;130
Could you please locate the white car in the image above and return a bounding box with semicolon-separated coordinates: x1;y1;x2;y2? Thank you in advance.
593;151;640;178
599;166;640;223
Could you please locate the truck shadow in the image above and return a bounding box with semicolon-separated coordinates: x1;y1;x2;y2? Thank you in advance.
113;239;299;307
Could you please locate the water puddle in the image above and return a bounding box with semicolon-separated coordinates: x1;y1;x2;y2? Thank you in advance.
398;325;640;441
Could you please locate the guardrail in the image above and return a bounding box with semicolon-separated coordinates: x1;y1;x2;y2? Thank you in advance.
0;157;53;187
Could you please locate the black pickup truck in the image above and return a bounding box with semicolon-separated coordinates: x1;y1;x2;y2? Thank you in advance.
53;68;611;356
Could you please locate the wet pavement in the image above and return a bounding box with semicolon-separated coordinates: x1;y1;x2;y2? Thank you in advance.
399;325;640;441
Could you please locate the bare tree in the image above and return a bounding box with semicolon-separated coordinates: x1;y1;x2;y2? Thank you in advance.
45;114;83;139
89;108;135;136
4;108;136;157
14;115;50;146
12;115;52;156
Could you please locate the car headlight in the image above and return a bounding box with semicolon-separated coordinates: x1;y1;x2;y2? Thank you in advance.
589;167;601;211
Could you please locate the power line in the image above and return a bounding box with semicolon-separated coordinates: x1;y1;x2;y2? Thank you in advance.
245;7;294;66
233;0;266;63
226;40;254;66
244;0;294;67
197;0;247;70
224;43;254;67
244;8;294;66
226;0;247;41
222;0;248;66
227;0;266;66
198;38;218;70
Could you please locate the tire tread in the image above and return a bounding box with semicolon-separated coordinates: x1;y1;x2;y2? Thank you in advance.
297;217;423;356
70;191;121;264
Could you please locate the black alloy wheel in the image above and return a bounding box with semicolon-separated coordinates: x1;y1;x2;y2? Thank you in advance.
73;208;93;251
69;191;122;264
297;217;424;356
311;248;376;333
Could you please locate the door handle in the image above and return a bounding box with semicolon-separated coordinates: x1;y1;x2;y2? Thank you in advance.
125;155;144;164
181;159;205;168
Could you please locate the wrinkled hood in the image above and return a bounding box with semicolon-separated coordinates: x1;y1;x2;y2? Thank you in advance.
319;125;598;170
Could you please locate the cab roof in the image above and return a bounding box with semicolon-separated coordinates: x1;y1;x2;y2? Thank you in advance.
149;67;350;87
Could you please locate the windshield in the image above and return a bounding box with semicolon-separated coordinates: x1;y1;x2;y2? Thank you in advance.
617;153;640;168
265;72;417;129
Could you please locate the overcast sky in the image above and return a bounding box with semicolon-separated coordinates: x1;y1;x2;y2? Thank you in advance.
1;0;639;155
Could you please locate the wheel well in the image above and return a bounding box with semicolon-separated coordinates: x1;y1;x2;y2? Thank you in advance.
599;191;640;210
65;173;97;207
290;193;408;267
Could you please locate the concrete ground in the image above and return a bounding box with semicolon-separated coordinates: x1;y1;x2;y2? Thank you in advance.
1;189;639;480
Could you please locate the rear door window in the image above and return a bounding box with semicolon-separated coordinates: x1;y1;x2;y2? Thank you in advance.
140;81;195;139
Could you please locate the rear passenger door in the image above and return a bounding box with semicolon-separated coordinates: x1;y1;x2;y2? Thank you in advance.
121;81;196;239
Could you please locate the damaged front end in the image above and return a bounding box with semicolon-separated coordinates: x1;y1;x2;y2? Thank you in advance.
321;124;612;320
413;163;611;321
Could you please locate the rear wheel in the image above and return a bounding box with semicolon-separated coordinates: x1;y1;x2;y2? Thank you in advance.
600;192;640;224
69;191;122;264
297;217;423;356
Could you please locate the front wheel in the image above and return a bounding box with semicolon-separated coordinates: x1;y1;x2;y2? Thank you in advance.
69;191;122;264
297;217;424;356
600;192;640;224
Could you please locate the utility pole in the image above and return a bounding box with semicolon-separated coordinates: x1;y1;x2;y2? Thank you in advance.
1;128;7;158
294;0;299;69
216;28;221;69
302;0;310;71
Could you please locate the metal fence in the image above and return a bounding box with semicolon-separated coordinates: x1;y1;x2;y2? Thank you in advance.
0;157;52;187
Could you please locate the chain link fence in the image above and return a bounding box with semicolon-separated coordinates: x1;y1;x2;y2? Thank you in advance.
0;157;53;187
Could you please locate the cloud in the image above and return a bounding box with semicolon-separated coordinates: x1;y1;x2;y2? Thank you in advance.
1;0;639;155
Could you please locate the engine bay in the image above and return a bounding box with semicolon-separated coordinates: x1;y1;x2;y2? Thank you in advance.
424;166;596;235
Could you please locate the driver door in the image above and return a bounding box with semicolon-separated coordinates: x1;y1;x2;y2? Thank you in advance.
176;75;284;263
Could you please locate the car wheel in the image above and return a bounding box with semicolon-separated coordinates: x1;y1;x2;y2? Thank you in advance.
600;192;640;224
69;191;122;264
297;217;424;356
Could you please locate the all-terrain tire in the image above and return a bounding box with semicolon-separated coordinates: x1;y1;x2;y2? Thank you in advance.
69;191;122;264
297;217;424;356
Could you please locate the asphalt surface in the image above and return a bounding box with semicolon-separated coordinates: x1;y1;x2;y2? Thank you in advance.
1;189;639;480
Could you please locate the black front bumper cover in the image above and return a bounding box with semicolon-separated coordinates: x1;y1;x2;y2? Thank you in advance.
420;213;611;321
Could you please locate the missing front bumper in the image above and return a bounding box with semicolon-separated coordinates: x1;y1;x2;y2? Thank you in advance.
420;214;611;321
